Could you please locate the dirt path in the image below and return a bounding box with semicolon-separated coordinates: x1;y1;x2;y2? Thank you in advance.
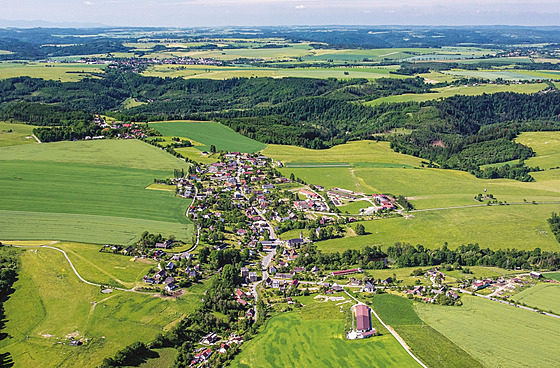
6;244;154;295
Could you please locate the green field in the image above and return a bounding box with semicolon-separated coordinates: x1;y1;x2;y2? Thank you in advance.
0;62;104;82
368;294;483;368
232;297;420;368
318;204;560;252
546;272;560;282
415;296;560;368
0;247;204;368
151;121;266;153
0;140;193;244
0;121;38;147
443;69;559;81
512;283;560;314
516;131;560;170
366;83;547;105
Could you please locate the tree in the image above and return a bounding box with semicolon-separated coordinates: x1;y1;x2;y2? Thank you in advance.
355;223;366;236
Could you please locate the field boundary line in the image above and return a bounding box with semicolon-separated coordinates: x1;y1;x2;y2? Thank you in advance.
342;288;428;368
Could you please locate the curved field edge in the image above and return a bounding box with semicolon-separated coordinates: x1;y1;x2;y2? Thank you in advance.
414;296;560;368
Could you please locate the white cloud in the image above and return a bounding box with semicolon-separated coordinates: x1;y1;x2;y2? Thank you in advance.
83;1;94;5
295;5;305;9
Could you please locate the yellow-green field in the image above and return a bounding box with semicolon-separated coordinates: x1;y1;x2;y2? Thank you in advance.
366;82;548;105
516;131;560;170
415;296;560;368
142;64;403;80
512;283;560;314
232;296;420;368
0;62;105;81
0;121;38;147
0;246;205;368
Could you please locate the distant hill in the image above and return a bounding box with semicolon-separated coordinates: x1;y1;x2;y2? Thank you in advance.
0;19;106;28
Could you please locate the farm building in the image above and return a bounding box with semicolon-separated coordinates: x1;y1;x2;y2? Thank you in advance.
332;268;363;277
347;304;377;340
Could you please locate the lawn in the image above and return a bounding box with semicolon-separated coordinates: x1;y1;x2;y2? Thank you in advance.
365;294;483;368
0;121;38;147
0;62;104;82
231;297;420;368
318;204;560;252
415;296;560;368
151;121;266;153
512;283;560;314
0;140;193;244
0;247;205;368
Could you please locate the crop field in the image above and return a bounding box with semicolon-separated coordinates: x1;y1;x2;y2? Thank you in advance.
512;283;560;314
0;140;193;244
0;62;104;82
442;69;555;81
366;82;548;105
318;203;560;252
365;294;483;368
264;141;424;167
415;296;560;368
0;121;38;147
0;247;205;368
151;121;266;153
231;297;420;368
142;64;404;80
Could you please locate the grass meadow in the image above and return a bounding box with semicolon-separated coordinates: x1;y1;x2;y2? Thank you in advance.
318;203;560;252
0;247;205;368
366;293;483;368
546;272;560;282
231;297;420;368
415;296;560;368
512;283;560;314
0;140;193;244
151;121;266;153
0;62;104;82
0;121;38;147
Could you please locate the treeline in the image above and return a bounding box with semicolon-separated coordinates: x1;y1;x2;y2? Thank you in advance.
0;247;19;367
387;242;559;270
548;212;560;243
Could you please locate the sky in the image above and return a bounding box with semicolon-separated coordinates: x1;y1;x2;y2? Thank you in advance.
1;0;560;27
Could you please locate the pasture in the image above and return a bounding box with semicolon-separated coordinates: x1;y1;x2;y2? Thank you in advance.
0;62;104;82
0;140;193;244
367;294;483;368
546;272;560;282
0;247;205;368
512;283;560;314
151;121;266;153
231;297;420;368
0;121;38;147
415;296;560;368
